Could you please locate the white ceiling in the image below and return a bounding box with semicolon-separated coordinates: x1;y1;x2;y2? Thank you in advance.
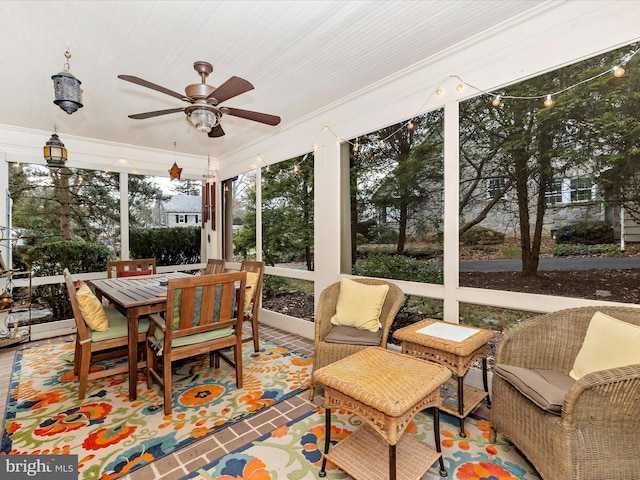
0;0;549;165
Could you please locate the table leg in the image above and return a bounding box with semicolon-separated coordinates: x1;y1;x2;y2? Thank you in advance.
389;444;397;480
433;407;447;477
127;310;138;402
482;357;491;408
457;375;466;437
319;407;331;477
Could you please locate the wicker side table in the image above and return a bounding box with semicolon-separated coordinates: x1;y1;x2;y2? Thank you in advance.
393;318;494;437
313;346;451;480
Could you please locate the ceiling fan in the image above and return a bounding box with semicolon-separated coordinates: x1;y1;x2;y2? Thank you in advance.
118;61;281;137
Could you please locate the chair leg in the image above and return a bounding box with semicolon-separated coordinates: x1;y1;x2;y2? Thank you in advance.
234;345;243;389
78;345;91;400
309;385;315;401
251;316;259;352
145;341;153;389
163;356;172;415
73;339;81;375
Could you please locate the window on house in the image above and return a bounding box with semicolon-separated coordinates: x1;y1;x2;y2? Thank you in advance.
487;177;507;200
570;178;594;202
545;179;563;205
178;214;186;223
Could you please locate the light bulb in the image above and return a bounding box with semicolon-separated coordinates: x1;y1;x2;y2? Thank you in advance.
492;95;502;107
436;88;443;96
543;94;554;108
407;121;414;130
456;83;464;92
353;143;359;152
613;65;626;77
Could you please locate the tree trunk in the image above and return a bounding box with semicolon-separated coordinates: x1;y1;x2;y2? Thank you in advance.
59;168;72;241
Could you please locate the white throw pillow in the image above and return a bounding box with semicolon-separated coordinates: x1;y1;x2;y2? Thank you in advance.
570;311;640;380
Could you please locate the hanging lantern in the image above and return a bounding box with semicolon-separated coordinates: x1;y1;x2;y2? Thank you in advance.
43;132;68;168
52;49;83;115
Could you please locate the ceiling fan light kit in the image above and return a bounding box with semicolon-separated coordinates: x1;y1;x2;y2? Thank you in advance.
118;61;281;138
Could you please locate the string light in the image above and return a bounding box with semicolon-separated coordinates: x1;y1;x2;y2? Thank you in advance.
613;65;626;77
310;47;637;156
543;94;555;108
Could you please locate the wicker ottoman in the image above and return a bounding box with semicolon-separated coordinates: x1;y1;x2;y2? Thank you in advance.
393;318;494;437
313;346;451;480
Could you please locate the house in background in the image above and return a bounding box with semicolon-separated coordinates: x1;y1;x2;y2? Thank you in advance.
153;195;201;228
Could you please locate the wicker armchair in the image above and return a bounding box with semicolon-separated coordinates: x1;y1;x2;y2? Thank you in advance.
490;306;640;480
309;278;404;400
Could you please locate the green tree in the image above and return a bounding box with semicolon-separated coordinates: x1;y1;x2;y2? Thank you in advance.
9;165;162;252
233;155;314;269
349;111;444;255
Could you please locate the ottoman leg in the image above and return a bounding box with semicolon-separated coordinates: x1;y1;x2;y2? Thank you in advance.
389;444;397;480
433;407;447;477
319;407;331;477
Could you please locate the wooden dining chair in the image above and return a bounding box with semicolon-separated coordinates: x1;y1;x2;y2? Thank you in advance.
145;271;247;415
240;260;265;352
107;258;157;278
63;268;149;399
204;258;226;275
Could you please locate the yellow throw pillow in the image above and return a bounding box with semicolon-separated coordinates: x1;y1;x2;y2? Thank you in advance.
244;272;260;313
76;284;110;332
330;278;389;332
570;311;640;380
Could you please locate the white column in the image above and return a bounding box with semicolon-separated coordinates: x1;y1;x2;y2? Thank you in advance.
255;167;263;261
314;139;342;306
443;102;460;323
119;172;129;260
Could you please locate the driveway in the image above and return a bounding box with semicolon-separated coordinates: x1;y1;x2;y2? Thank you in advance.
459;256;640;272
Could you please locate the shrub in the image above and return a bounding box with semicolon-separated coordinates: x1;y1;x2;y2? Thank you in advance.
130;226;201;266
554;221;614;245
353;253;443;284
20;240;112;319
554;243;620;257
262;274;290;295
460;226;505;246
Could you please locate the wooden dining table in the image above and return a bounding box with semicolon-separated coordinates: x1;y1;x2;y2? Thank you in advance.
91;272;191;401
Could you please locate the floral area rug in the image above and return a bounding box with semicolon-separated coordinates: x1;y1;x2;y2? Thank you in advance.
1;339;312;479
183;408;541;480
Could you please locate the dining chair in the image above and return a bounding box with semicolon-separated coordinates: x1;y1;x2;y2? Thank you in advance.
204;258;226;275
63;268;150;399
239;260;265;352
107;258;157;278
145;271;247;415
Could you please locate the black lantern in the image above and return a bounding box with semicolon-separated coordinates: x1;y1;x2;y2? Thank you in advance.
52;50;83;115
43;132;68;168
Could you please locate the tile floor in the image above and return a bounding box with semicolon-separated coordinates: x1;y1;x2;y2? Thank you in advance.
0;324;491;480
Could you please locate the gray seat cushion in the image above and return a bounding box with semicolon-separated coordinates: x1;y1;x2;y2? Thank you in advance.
495;364;576;415
324;325;382;346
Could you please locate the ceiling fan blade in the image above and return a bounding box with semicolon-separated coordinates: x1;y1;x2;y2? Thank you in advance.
221;107;281;126
207;76;254;104
128;108;185;119
208;124;225;138
118;75;191;102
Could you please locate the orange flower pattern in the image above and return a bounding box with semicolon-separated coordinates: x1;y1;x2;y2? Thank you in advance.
2;339;311;479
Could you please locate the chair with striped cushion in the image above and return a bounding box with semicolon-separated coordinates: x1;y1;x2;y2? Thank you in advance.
63;268;149;399
145;271;247;415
